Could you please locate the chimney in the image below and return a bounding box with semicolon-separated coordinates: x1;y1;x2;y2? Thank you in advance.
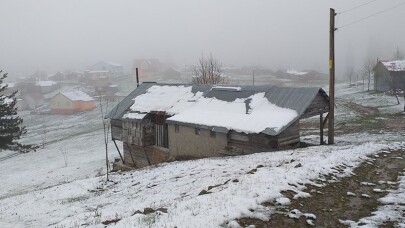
136;68;139;87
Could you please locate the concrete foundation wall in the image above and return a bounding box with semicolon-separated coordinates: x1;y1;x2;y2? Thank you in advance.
168;124;227;159
123;143;169;168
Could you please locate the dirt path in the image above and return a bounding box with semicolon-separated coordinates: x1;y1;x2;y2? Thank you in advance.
336;98;379;114
238;149;405;227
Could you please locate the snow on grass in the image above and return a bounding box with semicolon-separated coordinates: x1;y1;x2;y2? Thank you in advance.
0;108;117;199
0;140;400;227
340;152;405;228
0;82;403;227
275;197;291;206
347;192;356;196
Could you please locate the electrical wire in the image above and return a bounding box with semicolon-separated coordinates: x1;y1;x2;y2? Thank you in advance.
339;0;379;14
337;1;405;29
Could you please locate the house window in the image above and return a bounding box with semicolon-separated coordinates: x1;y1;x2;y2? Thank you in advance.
175;124;179;133
155;124;169;148
195;127;200;135
210;130;216;138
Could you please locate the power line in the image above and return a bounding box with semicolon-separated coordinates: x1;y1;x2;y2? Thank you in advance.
339;0;379;14
337;1;405;29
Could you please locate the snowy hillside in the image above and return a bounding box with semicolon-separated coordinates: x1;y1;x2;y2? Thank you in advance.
0;83;404;227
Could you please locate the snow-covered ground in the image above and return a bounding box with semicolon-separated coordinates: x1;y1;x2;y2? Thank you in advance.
0;82;404;227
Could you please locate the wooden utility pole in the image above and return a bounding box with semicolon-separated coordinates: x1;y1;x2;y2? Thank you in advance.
328;8;336;144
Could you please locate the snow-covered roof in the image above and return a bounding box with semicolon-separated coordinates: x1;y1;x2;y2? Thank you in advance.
104;61;122;67
130;85;204;115
286;69;308;76
87;70;109;73
167;93;298;134
123;112;147;120
1;83;16;88
92;61;122;67
35;81;57;87
60;91;94;101
381;60;405;72
112;83;328;135
212;86;242;91
1;96;14;104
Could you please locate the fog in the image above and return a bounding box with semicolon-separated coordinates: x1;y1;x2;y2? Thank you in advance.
1;0;404;78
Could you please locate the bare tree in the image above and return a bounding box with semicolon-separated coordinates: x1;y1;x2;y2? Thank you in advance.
345;65;355;86
59;146;68;167
98;96;111;181
40;124;47;149
393;47;405;60
362;59;375;91
192;54;227;85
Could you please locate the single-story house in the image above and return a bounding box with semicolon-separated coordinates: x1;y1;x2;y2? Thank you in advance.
90;61;124;77
374;60;405;92
48;72;65;82
0;82;18;93
275;69;328;81
85;70;111;83
17;92;44;110
94;81;119;96
35;80;59;94
132;59;164;77
50;91;96;114
107;82;329;168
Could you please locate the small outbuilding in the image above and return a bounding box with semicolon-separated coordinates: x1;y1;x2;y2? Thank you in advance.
50;91;96;114
374;60;405;92
107;83;329;168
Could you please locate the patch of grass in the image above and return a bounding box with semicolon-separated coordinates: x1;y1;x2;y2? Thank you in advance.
101;218;121;225
199;179;232;195
60;196;89;205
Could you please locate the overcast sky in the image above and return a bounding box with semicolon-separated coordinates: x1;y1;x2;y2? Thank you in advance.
0;0;404;77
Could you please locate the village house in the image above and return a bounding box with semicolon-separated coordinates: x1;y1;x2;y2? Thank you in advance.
50;91;96;114
374;60;405;92
132;59;164;77
35;80;59;94
48;72;65;82
84;70;111;83
90;61;124;77
17;92;44;110
107;82;329;168
275;69;328;81
0;82;18;93
94;81;119;96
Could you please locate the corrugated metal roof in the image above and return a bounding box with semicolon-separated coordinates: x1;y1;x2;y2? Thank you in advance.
106;83;212;119
265;87;322;114
203;86;325;135
263;86;327;135
107;83;328;136
381;60;405;72
106;82;156;119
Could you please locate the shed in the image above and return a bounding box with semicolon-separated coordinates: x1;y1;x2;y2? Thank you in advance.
50;91;96;114
374;60;405;92
107;83;329;168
